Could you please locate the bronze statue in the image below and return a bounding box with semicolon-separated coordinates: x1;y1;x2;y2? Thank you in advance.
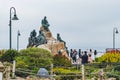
41;16;50;31
37;30;47;45
57;33;66;46
27;29;47;48
27;29;38;47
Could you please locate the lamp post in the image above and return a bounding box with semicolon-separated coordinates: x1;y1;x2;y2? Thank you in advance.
9;7;19;50
113;27;119;49
17;30;20;51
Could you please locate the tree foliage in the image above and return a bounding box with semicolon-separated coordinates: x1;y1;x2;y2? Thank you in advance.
0;49;18;62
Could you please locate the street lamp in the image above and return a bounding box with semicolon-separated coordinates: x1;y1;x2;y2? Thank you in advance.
113;27;119;49
17;30;20;51
9;7;19;50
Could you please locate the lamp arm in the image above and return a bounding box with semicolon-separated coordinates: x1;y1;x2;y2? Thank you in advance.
10;7;17;19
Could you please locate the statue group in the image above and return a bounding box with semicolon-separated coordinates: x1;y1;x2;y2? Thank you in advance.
27;16;50;47
27;29;47;47
27;16;67;50
27;16;69;57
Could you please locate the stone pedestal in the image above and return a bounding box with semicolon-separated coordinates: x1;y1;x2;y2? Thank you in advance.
40;26;52;38
38;41;67;56
38;26;68;57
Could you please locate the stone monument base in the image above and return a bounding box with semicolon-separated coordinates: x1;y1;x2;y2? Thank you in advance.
39;26;68;57
38;41;68;57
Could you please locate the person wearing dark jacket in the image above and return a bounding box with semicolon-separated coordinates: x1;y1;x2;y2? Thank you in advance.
81;51;88;64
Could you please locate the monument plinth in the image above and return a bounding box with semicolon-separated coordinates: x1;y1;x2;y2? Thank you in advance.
40;26;52;38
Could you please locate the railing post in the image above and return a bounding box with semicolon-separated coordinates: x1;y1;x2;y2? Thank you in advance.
12;60;16;78
82;64;85;80
50;64;53;80
6;66;10;80
0;62;4;80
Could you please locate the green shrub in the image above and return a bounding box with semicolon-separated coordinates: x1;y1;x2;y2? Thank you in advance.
0;49;18;62
53;67;81;80
98;52;120;62
53;54;72;67
15;47;53;76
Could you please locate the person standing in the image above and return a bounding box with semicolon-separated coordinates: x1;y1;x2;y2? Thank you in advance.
81;51;88;64
70;49;73;58
88;54;92;63
94;50;97;61
88;49;93;63
72;49;77;63
78;49;82;58
88;49;92;55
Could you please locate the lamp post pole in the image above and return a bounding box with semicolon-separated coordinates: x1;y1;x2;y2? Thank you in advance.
9;7;19;50
113;27;119;49
17;30;20;51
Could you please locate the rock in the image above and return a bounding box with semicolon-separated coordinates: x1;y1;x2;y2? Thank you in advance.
40;26;52;39
39;26;68;57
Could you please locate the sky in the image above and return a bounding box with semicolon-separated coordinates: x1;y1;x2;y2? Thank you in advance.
0;0;120;52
